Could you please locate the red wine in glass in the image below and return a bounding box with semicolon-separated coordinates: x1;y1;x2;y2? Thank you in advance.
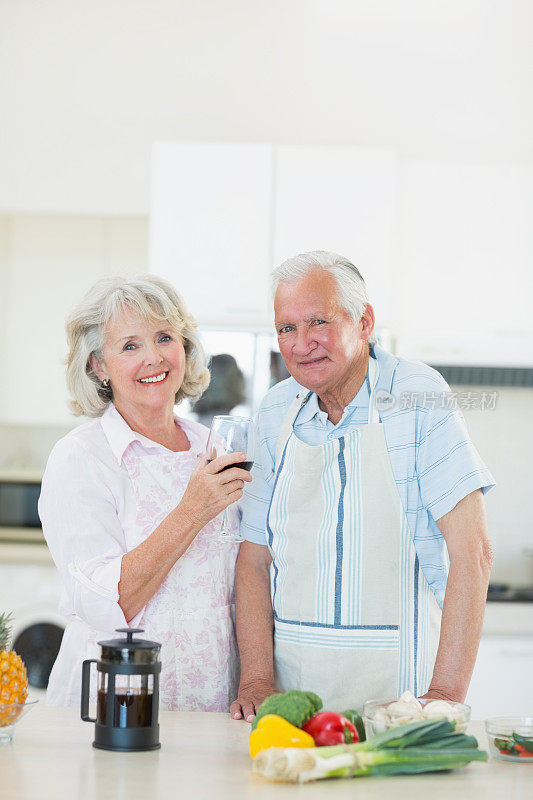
207;460;254;473
205;416;253;542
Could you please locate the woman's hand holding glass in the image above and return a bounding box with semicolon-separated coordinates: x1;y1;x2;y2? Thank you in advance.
204;416;253;542
178;452;252;533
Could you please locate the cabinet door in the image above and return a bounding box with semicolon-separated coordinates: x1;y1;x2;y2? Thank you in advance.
273;146;396;327
149;142;273;328
466;635;533;719
395;162;533;341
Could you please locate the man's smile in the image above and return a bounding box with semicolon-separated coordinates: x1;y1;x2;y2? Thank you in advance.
298;357;328;366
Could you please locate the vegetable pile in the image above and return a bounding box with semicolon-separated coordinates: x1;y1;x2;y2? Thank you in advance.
249;690;487;783
494;732;533;758
253;717;488;783
249;690;366;759
251;690;322;731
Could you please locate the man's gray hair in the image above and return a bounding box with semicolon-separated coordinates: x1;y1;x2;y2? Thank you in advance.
271;250;377;345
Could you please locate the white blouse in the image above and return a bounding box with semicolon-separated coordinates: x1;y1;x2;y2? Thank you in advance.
39;404;239;709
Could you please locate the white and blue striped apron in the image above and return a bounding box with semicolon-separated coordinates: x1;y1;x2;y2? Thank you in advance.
267;355;442;710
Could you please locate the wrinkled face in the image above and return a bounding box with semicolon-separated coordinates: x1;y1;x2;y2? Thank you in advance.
274;270;367;397
91;307;186;416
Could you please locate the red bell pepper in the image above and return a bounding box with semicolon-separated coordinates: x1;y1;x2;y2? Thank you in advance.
302;711;359;746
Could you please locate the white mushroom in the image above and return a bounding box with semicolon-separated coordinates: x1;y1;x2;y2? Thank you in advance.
369;691;467;734
422;700;455;719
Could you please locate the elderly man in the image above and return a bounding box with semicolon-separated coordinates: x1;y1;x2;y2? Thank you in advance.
230;250;494;721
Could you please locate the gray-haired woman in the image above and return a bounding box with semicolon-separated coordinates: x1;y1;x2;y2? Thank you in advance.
39;275;251;710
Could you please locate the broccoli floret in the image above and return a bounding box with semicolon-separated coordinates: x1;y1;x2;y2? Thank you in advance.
251;690;323;730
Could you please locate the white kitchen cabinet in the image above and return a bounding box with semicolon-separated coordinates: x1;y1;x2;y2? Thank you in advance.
149;148;533;348
149;142;396;329
394;162;533;353
273;145;396;327
466;633;533;719
149;142;274;329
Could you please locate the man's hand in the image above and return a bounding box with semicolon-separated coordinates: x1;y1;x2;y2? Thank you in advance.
230;681;279;722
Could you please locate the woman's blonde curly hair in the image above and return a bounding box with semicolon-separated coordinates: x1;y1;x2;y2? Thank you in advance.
66;275;210;417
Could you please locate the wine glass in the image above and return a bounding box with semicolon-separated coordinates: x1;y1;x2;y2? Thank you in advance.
205;415;253;542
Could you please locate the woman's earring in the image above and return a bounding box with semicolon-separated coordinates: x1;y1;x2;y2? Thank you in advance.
101;378;110;389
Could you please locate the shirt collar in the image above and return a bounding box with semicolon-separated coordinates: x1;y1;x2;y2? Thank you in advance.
296;381;371;426
295;348;385;426
370;343;400;416
100;404;156;465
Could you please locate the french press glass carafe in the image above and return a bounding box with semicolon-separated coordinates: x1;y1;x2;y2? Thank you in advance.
81;628;161;751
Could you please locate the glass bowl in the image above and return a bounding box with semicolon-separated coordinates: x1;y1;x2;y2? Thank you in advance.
0;698;39;744
363;697;471;736
486;717;533;763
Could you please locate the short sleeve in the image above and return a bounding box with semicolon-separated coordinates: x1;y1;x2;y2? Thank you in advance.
239;414;275;546
39;438;143;630
414;375;495;522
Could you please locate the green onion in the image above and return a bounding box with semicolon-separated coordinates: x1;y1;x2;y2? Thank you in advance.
253;718;488;783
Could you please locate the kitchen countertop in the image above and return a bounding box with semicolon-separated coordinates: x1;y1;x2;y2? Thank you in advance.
2;706;532;800
0;541;52;564
482;601;533;635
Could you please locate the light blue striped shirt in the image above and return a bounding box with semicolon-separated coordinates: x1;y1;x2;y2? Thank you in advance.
240;344;495;608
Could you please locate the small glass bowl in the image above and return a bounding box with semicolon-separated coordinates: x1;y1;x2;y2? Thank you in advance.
363;697;471;737
0;698;39;744
486;717;533;763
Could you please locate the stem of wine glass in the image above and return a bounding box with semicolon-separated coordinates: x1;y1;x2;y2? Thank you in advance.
223;508;234;535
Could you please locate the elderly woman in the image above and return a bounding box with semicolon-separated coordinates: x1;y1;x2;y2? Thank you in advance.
39;275;251;710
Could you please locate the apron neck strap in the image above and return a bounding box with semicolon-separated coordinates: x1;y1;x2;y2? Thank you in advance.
367;354;381;425
275;390;309;466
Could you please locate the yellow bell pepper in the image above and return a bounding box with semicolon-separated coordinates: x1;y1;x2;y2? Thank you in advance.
249;714;316;758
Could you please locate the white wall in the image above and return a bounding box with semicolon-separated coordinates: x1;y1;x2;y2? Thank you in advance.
0;214;148;424
0;0;531;213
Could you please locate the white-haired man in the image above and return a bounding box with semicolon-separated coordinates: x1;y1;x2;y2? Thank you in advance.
230;250;494;720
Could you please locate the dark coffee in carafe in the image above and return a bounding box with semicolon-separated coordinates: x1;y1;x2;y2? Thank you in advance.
97;689;153;728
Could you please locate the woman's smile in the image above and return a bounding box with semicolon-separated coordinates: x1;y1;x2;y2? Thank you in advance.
138;371;169;384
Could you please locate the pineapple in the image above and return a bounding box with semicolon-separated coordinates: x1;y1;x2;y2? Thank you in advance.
0;612;28;725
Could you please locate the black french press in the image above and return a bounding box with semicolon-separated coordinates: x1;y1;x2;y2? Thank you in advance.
81;628;161;751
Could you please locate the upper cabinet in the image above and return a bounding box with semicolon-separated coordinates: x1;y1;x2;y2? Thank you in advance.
149;143;274;329
273;146;396;328
149;142;396;329
149;144;533;364
393;162;533;362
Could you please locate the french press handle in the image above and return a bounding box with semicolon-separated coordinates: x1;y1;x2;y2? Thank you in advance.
80;659;97;722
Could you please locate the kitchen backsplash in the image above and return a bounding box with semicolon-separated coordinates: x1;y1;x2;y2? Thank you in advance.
0;423;73;471
451;383;533;587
